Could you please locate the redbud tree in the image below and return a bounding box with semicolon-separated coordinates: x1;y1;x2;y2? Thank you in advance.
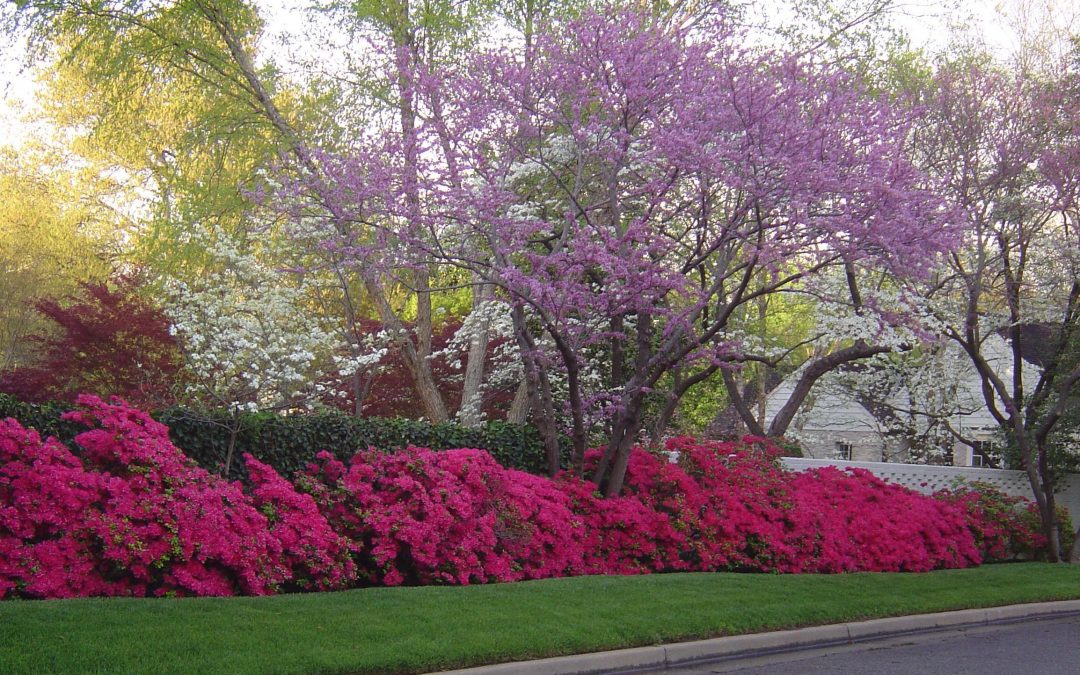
309;8;955;495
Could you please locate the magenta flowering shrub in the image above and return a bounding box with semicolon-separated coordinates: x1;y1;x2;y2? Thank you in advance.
783;467;981;572
934;481;1047;561
0;420;111;599
297;447;594;585
243;454;356;591
0;400;1050;599
496;469;590;580
585;437;991;575
668;436;795;571
203;432;1050;589
558;472;684;575
0;396;350;599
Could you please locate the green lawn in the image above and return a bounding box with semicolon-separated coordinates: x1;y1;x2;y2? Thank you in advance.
2;564;1079;674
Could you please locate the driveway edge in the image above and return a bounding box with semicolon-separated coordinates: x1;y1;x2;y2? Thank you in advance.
436;599;1080;674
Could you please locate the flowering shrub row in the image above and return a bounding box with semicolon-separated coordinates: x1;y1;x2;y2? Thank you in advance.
934;479;1057;561
0;396;354;598
0;398;1045;599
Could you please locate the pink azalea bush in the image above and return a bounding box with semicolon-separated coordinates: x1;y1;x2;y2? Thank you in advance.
783;467;981;572
243;454;356;591
0;399;1048;599
666;436;796;571
557;473;683;576
296;447;591;585
610;438;983;575
0;396;350;598
934;480;1048;561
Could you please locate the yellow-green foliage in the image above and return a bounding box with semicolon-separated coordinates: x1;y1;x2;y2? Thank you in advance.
0;149;112;369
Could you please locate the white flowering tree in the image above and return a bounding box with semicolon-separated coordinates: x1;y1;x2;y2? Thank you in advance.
914;58;1080;559
166;224;384;474
714;263;938;441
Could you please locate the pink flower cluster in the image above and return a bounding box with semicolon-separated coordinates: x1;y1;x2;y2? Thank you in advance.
295;436;1035;585
296;448;590;585
560;438;985;576
934;480;1047;561
0;396;354;599
0;399;1045;599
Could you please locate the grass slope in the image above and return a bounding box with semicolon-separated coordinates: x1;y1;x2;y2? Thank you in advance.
2;564;1079;674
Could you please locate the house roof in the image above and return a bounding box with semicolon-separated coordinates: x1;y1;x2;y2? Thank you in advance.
997;322;1060;369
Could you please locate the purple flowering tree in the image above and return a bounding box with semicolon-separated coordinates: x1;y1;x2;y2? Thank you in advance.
310;9;954;495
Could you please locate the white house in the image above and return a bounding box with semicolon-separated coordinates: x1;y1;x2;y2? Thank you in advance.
762;333;1039;467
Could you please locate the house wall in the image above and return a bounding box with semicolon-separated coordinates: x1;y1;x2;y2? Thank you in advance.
762;335;1036;467
763;377;894;461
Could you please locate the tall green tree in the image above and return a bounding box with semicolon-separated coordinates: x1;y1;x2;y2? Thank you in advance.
0;148;113;370
13;1;301;278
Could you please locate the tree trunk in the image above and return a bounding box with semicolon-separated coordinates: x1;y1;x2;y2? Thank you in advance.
507;379;530;424
509;304;562;475
1035;437;1062;562
1015;428;1061;563
459;282;493;427
721;369;767;436
599;397;646;497
364;279;448;422
592;386;647;495
221;414;241;479
767;341;891;437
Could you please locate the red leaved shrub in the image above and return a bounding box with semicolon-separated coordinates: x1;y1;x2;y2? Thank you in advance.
0;279;182;410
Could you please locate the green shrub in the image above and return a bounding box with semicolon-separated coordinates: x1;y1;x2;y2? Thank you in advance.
156;407;562;478
0;393;81;445
1;394;559;478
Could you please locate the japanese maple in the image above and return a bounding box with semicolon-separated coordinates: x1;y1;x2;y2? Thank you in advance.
0;278;181;409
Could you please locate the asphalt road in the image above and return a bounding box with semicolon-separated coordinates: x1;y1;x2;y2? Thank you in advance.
650;615;1080;675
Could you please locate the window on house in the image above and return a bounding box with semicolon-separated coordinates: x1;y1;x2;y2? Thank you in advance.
835;442;853;461
971;441;995;468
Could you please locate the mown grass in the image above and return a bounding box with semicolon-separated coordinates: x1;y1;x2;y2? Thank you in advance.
2;564;1079;674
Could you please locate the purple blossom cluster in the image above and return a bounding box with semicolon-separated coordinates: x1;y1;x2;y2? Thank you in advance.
0;398;1042;599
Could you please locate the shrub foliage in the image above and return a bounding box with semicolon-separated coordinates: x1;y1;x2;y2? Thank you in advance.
0;398;1045;599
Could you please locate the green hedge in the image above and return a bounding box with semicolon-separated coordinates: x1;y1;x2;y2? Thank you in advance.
0;394;82;446
0;394;559;478
155;407;562;478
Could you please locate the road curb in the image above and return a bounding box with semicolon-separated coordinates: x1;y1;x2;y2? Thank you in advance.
435;599;1080;674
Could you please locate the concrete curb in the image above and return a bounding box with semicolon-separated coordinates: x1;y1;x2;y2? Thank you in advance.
435;600;1080;675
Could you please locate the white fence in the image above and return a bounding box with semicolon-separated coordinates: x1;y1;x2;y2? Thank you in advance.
780;457;1080;519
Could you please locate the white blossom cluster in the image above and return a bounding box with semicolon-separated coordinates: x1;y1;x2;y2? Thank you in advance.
807;270;941;349
166;224;342;413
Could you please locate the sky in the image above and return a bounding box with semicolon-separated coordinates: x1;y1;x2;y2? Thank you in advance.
0;0;1073;152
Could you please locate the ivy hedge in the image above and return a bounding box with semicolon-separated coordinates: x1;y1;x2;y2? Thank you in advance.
0;394;82;445
0;394;561;478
